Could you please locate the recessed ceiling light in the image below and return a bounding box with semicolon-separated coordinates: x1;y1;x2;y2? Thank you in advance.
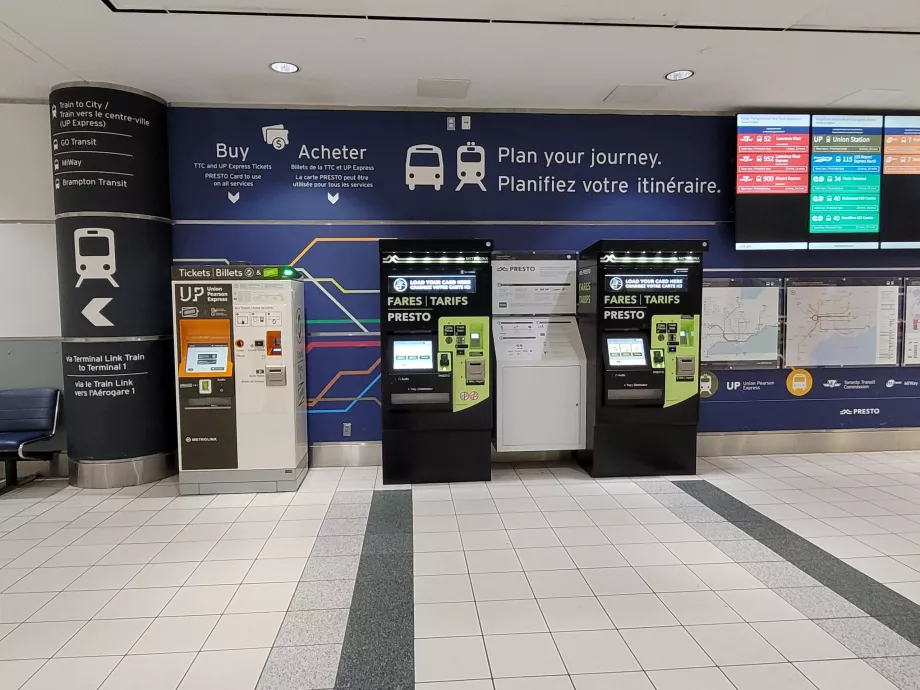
664;69;694;82
270;62;299;74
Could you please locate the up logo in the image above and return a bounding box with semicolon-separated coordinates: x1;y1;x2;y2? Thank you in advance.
726;381;741;391
179;286;205;302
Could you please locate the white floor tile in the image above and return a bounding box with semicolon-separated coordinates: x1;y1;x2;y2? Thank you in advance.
7;567;88;594
525;570;592;598
537;596;613;632
646;667;736;690
95;587;178;619
415;602;482;638
415;636;491;683
186;559;253;586
414;533;463;553
127;562;197;589
723;662;825;690
0;659;44;689
161;585;237;616
99;652;196;690
493;677;573;690
477;599;547;635
686;622;784;666
716;588;806;622
66;564;144;591
239;558;304;584
416;551;469;576
620;626;713;671
485;632;567;678
130;615;219;655
599;594;678;629
457;515;505;532
501;512;551;530
553;630;640;674
515;547;576;572
658;591;742;625
178;648;270;690
565;545;626;569
203;612;284;650
0;593;57;624
664;542;733;565
204;539;266;562
471;572;533;601
844;556;920;583
56;617;152;657
28;590;116;622
599;526;657;544
508;529;562;549
151;541;216;563
795;659;899;690
415;575;474;604
465;549;522;574
582;568;651;596
571;671;653;690
752;620;856;662
634;565;709;593
545;511;595;528
226;582;296;614
19;655;120;690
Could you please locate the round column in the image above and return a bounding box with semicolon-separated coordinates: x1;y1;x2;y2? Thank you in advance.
50;83;175;488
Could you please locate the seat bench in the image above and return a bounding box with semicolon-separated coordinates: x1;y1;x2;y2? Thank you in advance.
0;388;60;491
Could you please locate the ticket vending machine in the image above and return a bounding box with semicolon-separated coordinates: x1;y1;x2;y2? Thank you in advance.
172;265;308;494
380;239;493;484
492;252;586;453
578;240;707;477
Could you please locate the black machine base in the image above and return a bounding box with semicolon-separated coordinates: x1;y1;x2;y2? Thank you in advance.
579;424;697;478
382;429;492;484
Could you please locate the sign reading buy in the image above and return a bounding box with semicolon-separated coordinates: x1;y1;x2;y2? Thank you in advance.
736;114;810;194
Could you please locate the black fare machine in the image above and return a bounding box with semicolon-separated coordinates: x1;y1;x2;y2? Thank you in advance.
578;240;707;477
379;239;493;484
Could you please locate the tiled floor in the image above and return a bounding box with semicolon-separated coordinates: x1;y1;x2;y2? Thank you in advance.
1;452;920;689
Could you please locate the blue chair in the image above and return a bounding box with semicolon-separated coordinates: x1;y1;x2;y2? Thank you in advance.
0;388;60;491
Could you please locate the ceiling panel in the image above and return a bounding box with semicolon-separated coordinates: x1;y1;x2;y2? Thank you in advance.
111;0;920;30
4;0;920;109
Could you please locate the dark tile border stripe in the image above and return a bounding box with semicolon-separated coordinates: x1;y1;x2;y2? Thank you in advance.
675;479;920;649
335;490;414;689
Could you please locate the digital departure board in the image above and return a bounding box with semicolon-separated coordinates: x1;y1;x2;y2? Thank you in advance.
737;114;810;194
880;116;920;249
735;115;811;250
809;115;882;248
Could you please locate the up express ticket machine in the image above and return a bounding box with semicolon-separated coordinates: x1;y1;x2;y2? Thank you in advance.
578;240;707;477
172;265;308;494
379;239;493;484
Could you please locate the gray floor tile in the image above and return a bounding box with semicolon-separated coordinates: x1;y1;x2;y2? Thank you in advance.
310;537;364;558
740;561;822;588
332;491;373;505
667;507;726;523
257;644;342;690
689;522;750;541
290;580;355;610
275;609;350;647
866;655;920;690
774;586;867;619
324;503;371;520
318;519;368;537
713;540;784;563
815;617;920;658
301;556;361;582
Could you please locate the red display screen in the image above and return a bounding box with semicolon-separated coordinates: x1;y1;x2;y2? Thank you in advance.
737;115;811;194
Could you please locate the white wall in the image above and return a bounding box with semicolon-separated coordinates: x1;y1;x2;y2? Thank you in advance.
0;103;60;338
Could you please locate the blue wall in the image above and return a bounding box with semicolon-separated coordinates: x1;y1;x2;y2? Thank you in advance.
169;108;920;442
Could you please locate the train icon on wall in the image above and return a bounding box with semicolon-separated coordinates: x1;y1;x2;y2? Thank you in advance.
405;143;486;192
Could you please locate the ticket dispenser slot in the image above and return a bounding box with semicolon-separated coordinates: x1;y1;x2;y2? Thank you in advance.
265;365;287;387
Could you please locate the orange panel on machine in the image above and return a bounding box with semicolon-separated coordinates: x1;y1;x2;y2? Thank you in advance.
267;330;282;356
178;318;233;378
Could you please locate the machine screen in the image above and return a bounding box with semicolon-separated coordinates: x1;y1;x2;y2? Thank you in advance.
393;340;435;371
606;337;647;367
185;344;229;374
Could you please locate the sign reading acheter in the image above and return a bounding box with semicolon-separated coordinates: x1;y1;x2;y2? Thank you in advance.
50;85;170;218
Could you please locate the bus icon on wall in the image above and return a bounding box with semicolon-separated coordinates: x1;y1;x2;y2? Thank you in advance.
406;145;444;191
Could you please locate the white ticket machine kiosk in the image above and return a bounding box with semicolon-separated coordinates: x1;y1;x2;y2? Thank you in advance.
492;253;587;452
172;265;309;494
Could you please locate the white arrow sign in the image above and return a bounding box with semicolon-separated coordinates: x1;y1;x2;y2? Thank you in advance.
82;297;113;327
327;192;339;204
228;191;240;204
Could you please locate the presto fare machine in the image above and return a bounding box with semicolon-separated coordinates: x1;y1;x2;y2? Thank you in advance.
578;240;707;477
172;265;308;495
380;239;493;484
